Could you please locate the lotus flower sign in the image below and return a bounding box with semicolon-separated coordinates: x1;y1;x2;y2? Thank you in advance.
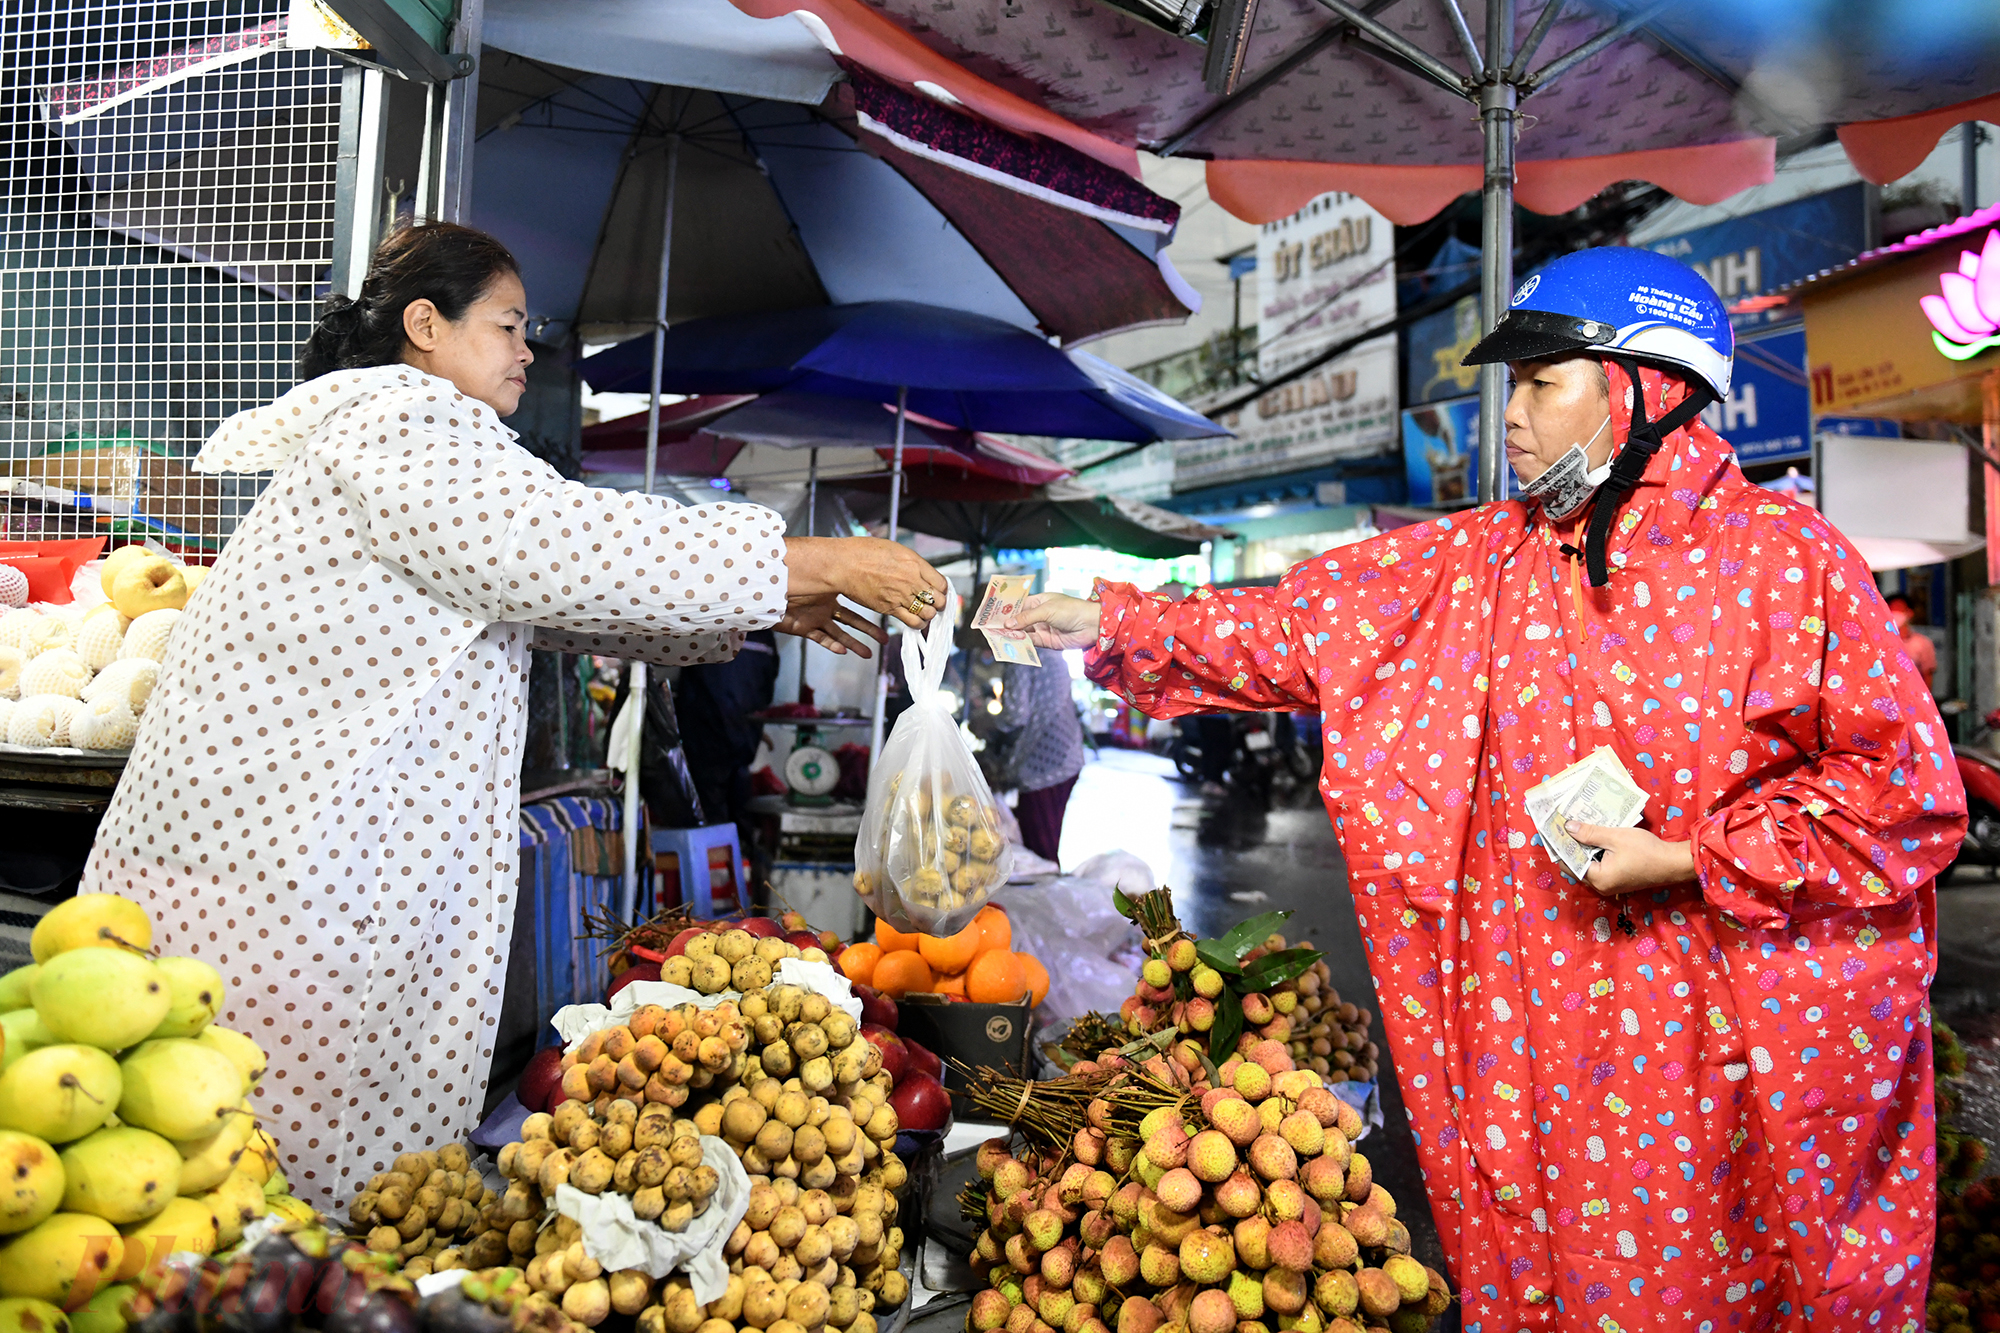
1921;230;2000;361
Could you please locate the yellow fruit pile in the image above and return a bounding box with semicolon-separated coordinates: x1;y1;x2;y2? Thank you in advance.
346;1145;494;1279
0;894;293;1310
429;969;912;1333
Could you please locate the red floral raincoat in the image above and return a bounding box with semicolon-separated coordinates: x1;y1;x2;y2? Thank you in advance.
1085;364;1960;1333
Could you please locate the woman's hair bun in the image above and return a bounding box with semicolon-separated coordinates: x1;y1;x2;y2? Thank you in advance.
297;223;519;380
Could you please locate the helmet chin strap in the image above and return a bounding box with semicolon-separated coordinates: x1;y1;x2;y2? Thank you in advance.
1579;357;1716;588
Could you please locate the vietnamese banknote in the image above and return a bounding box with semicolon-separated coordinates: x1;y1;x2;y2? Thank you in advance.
972;574;1041;666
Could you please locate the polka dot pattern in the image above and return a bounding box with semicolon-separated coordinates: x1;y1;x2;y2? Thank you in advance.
77;366;786;1213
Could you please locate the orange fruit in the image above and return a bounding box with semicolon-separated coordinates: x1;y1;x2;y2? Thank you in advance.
935;971;967;998
875;918;922;953
1020;954;1050;1007
966;949;1028;1004
974;905;1012;953
839;942;883;986
872;949;935;998
918;922;982;975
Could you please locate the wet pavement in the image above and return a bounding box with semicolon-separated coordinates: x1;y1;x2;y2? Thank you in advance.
1056;748;1459;1330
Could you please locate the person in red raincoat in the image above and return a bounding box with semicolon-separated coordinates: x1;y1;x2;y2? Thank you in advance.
1007;248;1961;1333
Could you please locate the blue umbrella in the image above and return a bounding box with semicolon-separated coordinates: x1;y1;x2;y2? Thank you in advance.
579;298;1226;755
575;300;1225;445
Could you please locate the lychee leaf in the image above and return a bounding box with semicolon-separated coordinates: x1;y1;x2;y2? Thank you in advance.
1211;987;1243;1059
1195;941;1243;976
1212;910;1292;961
1236;947;1324;991
1112;888;1138;920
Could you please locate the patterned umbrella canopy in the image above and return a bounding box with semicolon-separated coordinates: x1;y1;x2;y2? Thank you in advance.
718;0;1998;499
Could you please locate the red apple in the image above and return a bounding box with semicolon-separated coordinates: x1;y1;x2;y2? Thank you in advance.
853;983;898;1031
663;928;706;958
518;1047;565;1114
825;942;846;966
861;1024;908;1085
903;1036;942;1082
739;917;784;940
607;961;661;1004
785;930;822;952
890;1072;952;1133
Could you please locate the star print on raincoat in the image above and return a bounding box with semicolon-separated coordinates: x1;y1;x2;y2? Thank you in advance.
1086;362;1961;1333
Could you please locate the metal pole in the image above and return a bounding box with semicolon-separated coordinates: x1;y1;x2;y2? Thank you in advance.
1477;0;1517;504
435;0;483;223
620;663;646;922
799;446;818;704
332;65;389;299
1966;122;1981;217
868;388;911;763
625;131;679;919
644;134;680;498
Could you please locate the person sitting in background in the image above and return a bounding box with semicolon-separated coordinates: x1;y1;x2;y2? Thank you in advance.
992;650;1084;864
1887;594;1938;693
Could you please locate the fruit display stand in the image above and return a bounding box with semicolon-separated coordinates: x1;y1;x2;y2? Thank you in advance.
861;883;1446;1333
0;893;312;1329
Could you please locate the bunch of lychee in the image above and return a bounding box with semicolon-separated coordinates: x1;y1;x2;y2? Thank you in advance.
1095;936;1372;1095
1273;958;1377;1086
455;983;912;1333
962;1059;1450;1333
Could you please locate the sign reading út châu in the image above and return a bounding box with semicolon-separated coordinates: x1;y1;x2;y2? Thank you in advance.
1182;193;1397;489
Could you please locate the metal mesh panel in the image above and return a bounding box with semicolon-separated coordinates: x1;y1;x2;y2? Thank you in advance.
1;3;342;555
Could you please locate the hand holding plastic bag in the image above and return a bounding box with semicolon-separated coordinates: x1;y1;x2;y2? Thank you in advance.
853;590;1011;935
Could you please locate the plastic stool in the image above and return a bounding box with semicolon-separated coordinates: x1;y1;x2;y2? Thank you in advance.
651;824;742;919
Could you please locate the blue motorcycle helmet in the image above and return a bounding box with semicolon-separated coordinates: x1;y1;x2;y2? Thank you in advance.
1460;247;1732;587
1461;246;1734;397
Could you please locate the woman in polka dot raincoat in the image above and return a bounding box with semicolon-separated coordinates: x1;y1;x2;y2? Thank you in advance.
77;224;948;1210
1009;249;1961;1332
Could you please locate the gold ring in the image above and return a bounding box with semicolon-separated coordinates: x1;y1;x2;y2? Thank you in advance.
906;594;927;615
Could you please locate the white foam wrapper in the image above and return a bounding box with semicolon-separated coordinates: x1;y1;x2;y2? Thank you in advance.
551;959;861;1052
554;1135;751;1303
415;1269;471;1298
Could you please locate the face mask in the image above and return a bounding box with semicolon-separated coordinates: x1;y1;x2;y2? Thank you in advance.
1518;415;1612;522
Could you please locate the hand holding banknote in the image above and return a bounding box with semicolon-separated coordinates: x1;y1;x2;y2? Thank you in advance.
1563;820;1697;895
1524;746;1694;895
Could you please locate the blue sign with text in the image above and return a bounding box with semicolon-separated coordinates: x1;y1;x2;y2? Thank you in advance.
1645;184;1869;332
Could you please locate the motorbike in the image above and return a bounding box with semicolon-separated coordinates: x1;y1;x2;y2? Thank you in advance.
1947;706;2000;878
1165;714;1318;802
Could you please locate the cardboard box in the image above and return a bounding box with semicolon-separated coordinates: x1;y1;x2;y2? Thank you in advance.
896;996;1035;1113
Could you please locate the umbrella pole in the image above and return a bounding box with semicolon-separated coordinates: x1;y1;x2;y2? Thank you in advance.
800;447;817;705
869;387;910;763
1476;0;1516;505
625;132;679;922
642;133;680;500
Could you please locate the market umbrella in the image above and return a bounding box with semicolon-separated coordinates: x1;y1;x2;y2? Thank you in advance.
721;0;2000;502
581;301;1226;751
841;472;1227;561
578;301;1227;443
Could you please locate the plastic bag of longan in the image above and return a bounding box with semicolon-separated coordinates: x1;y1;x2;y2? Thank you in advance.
852;590;1010;936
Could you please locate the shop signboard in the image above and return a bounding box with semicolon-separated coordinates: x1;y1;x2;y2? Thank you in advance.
1183;192;1396;489
1712;329;1811;465
1402;394;1516;506
1405;295;1482;406
1801;230;2000;422
1644;184;1869;331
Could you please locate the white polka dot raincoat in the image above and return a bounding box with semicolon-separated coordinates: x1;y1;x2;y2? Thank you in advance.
79;366;787;1210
